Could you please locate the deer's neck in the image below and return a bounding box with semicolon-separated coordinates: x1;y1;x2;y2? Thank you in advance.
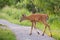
24;16;30;20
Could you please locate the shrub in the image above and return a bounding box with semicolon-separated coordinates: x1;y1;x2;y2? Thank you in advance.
0;25;16;40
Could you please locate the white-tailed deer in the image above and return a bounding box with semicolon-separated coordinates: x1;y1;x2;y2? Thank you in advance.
20;14;52;37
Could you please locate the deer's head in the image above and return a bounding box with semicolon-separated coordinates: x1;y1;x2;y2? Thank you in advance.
20;14;26;22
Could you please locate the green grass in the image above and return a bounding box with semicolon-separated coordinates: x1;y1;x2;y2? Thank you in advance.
0;25;16;40
0;6;60;40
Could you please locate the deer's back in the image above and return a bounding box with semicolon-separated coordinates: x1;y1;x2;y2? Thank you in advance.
28;14;48;21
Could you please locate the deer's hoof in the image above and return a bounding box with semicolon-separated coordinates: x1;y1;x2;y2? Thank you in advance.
37;32;40;35
29;33;32;36
42;34;44;36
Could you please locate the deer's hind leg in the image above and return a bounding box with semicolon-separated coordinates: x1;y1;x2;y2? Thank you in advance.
42;21;52;37
42;25;47;36
47;25;52;37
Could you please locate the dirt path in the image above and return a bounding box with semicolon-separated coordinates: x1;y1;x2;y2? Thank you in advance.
0;19;54;40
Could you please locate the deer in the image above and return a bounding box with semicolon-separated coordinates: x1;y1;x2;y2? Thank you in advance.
20;14;52;37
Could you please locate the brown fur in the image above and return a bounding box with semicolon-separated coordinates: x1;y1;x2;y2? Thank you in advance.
24;14;48;22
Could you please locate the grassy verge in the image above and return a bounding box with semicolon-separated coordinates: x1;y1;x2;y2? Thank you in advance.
0;24;16;40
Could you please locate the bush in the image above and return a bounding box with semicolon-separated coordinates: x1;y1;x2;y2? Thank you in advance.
1;6;30;19
15;2;25;9
0;25;16;40
0;0;17;8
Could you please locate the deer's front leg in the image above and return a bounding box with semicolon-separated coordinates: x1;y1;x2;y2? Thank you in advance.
34;22;40;35
29;22;33;35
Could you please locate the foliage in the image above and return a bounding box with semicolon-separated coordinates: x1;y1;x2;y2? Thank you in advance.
0;0;60;16
0;25;16;40
0;0;17;8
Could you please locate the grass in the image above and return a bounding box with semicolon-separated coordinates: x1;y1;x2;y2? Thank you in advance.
0;24;16;40
0;6;60;40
